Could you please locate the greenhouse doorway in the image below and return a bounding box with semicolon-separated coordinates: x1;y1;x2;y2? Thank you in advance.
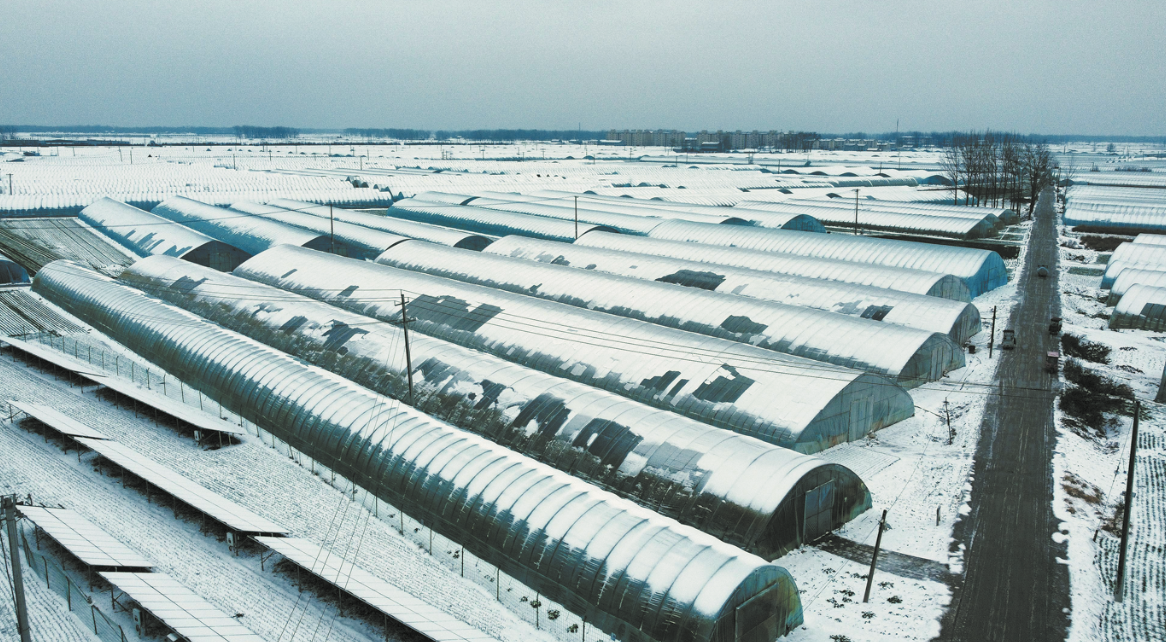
803;480;835;543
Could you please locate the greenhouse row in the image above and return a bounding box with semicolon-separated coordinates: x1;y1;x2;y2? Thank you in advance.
32;259;806;642
234;245;917;452
482;235;982;342
119;254;873;559
374;241;964;386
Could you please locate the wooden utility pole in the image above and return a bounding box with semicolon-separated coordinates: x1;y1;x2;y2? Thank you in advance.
1115;401;1140;601
330;204;335;255
863;509;888;603
944;398;954;445
3;495;32;642
399;292;414;404
574;196;579;240
989;306;997;357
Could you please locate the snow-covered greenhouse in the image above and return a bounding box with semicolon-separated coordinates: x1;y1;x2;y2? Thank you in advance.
388;198;618;242
234;245;916;453
120;254;874;559
151;196;342;257
1110;283;1166;332
1107;268;1166;305
0;251;30;285
483;235;982;342
734;201;1000;239
577;232;974;301
1101;243;1166;288
646;220;1008;296
266;198;494;250
79;197;252;271
375;242;963;386
230;201;411;259
32;259;805;642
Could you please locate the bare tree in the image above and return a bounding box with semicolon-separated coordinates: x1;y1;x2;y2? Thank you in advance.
938;135;964;206
1022;142;1055;216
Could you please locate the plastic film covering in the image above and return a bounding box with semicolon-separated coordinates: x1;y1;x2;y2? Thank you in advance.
484;236;981;343
1064;200;1166;233
235;246;914;453
1106;268;1166;305
151;196;337;257
466;195;753;235
1110;284;1166;331
376;243;962;386
1133;234;1166;247
646;220;1007;297
0;251;30;285
577;232;973;302
530;191;828;233
79;197;253;271
266;198;494;250
120;255;872;558
1101;244;1166;289
33;260;804;642
229;201;412;260
734;202;998;240
388;198;618;242
410;191;479;206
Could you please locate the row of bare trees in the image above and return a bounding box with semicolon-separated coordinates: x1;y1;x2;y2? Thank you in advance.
938;131;1064;215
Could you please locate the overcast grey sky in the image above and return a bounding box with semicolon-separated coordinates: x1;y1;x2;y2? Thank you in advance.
2;1;1163;134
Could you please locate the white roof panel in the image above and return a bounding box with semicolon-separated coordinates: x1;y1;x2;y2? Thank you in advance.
8;401;110;440
18;506;152;569
91;375;244;436
99;572;264;642
255;537;500;642
75;438;287;535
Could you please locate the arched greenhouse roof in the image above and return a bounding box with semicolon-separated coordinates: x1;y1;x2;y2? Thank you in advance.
33;259;805;642
577;232;973;302
484;235;981;343
1107;268;1166;305
230;201;411;260
266;198;494;250
388;198;617;242
80;197;252;270
375;242;963;387
234;245;916;453
1110;283;1166;332
120;254;873;559
0;251;30;285
1101;243;1166;288
152;196;337;257
646;220;1007;297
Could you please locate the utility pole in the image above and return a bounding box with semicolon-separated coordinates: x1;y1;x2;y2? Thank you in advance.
3;495;32;642
863;509;888;603
1115;401;1140;601
330;205;335;254
989;306;997;357
6;173;12;196
399;292;414;404
574;196;579;240
854;189;860;235
944;398;953;445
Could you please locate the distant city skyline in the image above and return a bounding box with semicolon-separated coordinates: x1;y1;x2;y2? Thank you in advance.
2;1;1164;135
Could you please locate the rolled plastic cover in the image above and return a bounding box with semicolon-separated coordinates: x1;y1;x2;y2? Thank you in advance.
33;259;805;642
577;232;973;302
233;245;916;453
266;198;494;250
375;242;964;387
120;255;872;559
646;220;1008;297
483;235;981;343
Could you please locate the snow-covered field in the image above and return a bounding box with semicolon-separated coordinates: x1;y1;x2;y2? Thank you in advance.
1053;204;1166;642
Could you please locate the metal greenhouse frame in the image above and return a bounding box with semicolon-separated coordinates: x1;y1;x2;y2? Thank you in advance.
34;260;805;642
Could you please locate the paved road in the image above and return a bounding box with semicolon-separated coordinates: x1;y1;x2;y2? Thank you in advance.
938;190;1070;642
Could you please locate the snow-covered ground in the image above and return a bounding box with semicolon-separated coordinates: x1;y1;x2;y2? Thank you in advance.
1054;205;1166;642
